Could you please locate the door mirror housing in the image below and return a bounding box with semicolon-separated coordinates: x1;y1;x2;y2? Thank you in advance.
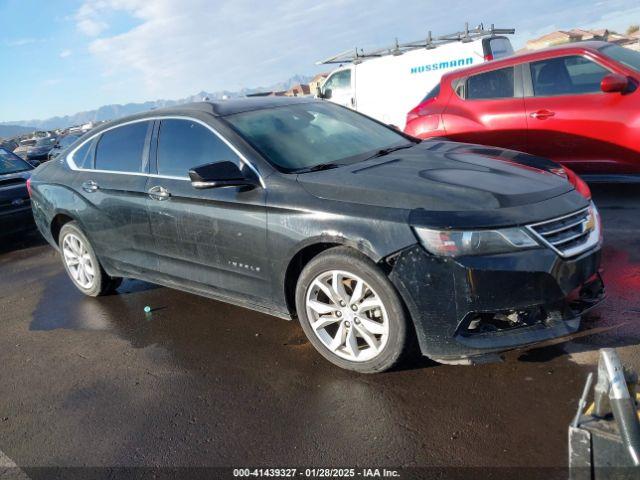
601;73;629;93
29;160;41;167
189;161;260;190
322;88;332;99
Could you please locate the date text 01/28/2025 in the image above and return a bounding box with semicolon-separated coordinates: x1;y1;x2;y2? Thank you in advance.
232;467;401;477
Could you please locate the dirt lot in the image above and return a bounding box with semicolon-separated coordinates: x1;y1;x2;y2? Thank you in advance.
0;184;638;478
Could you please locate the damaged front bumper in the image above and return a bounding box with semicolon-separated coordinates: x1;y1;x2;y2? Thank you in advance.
388;244;604;364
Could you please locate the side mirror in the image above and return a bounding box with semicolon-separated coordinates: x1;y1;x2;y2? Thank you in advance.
189;161;260;190
323;88;333;99
601;73;629;93
29;160;41;167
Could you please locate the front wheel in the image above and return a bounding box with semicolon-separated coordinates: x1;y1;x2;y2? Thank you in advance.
295;247;408;373
59;221;122;297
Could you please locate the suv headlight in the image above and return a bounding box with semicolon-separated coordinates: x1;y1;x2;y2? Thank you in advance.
413;226;539;257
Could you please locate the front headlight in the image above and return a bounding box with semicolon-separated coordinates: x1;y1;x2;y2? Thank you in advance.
413;226;539;257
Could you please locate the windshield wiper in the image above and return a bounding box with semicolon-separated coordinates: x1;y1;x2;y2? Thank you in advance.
294;162;342;173
366;143;415;160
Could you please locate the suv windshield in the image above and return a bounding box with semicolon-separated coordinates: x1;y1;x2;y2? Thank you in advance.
600;44;640;72
0;148;32;174
224;102;413;172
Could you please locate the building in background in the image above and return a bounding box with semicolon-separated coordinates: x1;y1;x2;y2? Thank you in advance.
526;27;640;51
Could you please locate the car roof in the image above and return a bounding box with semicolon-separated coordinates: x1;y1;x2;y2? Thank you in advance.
441;40;611;81
82;96;320;139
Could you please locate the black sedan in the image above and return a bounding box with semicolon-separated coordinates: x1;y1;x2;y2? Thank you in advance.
26;137;57;162
29;98;604;372
1;147;35;237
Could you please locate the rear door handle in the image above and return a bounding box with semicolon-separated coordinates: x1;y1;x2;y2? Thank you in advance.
530;109;555;119
81;180;99;193
148;185;171;201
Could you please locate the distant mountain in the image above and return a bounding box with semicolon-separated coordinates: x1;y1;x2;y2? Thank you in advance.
0;124;37;139
1;74;315;132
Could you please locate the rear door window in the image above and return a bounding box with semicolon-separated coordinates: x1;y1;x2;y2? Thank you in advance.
466;67;515;99
529;55;610;96
156;119;240;177
95;121;151;172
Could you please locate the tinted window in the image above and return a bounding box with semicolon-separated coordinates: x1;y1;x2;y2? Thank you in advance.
467;67;514;99
487;38;514;59
225;101;411;172
600;44;640;73
157;119;240;177
0;148;32;174
530;56;609;96
95;122;150;172
73;140;95;169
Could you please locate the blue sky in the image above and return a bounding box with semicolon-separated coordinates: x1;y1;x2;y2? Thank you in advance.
1;0;639;123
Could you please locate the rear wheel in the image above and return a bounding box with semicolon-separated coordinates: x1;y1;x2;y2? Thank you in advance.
295;247;408;373
59;222;122;296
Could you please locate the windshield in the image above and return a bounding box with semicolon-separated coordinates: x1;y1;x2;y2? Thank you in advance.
600;44;640;72
20;139;36;147
0;148;32;174
224;102;413;172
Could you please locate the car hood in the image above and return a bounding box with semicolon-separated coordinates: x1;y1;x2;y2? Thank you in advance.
296;141;588;228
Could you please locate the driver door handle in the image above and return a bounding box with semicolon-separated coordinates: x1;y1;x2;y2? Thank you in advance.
81;180;99;193
148;185;171;201
530;109;555;119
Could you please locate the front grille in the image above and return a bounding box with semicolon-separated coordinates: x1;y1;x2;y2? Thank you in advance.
527;206;600;258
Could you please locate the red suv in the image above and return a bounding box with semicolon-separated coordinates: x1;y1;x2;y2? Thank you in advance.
404;41;640;180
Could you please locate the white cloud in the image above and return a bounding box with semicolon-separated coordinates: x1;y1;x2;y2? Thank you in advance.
59;49;72;58
4;38;38;47
72;0;640;102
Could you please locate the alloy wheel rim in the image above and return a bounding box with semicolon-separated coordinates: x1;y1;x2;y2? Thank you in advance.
305;270;389;362
62;233;95;289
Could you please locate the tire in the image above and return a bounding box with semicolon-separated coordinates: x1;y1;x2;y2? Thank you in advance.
58;221;122;297
295;247;408;373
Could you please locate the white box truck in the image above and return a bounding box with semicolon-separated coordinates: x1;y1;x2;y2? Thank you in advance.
316;24;515;129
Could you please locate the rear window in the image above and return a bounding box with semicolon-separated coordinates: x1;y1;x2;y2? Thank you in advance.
466;67;515;99
0;148;31;174
486;37;514;59
421;84;440;102
600;44;640;73
95;122;151;173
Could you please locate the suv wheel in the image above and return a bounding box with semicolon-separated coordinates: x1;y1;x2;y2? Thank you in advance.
295;247;408;373
59;222;122;296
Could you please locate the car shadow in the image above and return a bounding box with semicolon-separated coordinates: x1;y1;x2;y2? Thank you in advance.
0;228;45;255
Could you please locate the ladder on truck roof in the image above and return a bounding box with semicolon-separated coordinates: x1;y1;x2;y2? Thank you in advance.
316;23;515;65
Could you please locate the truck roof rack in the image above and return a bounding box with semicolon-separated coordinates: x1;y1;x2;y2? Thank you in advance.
316;23;515;65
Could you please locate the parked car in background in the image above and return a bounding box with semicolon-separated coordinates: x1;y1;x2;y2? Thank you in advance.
13;138;36;159
30;98;603;373
405;41;640;181
0;139;19;152
0;147;35;236
48;134;81;161
317;24;514;129
27;137;57;162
